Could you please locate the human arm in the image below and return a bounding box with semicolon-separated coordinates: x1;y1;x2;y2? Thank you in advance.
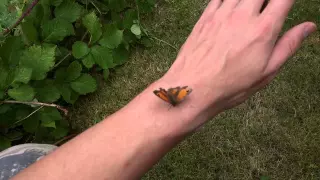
12;0;317;179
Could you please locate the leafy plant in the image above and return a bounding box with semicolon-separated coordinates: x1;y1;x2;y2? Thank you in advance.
0;0;155;150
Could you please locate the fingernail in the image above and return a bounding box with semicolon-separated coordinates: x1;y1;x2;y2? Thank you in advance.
304;24;317;38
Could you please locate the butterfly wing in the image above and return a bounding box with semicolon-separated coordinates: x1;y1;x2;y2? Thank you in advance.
153;88;170;103
176;86;192;102
167;87;181;106
154;86;192;106
168;86;192;106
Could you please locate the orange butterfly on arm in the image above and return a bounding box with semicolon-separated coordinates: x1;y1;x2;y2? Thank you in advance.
153;86;192;106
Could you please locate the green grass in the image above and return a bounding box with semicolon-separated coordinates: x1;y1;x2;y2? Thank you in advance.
69;0;320;179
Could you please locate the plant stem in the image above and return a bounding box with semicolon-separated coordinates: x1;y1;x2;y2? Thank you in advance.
0;0;40;36
81;31;89;41
135;0;141;25
151;36;178;51
1;100;68;115
53;52;72;69
134;2;178;51
90;1;101;15
14;106;44;125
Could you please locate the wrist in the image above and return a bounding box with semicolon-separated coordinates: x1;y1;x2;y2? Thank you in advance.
125;76;221;137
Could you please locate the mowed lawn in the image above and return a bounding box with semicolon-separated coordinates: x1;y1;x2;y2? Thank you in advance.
69;0;320;179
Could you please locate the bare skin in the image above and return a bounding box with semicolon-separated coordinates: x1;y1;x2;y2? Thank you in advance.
12;0;317;179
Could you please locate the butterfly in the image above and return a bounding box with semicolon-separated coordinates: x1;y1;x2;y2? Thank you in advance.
153;86;192;106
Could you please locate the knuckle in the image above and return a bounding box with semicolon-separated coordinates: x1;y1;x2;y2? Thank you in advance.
255;19;274;42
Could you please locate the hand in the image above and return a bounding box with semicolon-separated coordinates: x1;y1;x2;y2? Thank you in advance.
159;0;316;120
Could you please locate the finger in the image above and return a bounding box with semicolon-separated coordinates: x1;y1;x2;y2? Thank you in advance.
251;70;278;94
197;0;223;25
220;0;241;9
215;0;241;20
237;0;267;15
264;22;317;75
261;0;295;31
203;0;223;18
259;0;269;13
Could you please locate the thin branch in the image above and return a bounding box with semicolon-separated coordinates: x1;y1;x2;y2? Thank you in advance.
151;36;178;51
88;35;92;46
54;134;77;146
14;106;44;125
52;52;72;69
90;1;101;15
24;134;33;144
135;0;141;25
0;0;40;36
1;100;68;115
133;2;177;52
81;31;89;41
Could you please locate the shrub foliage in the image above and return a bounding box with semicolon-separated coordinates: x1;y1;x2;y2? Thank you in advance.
0;0;155;150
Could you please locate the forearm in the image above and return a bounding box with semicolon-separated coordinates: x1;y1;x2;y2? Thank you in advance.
11;0;308;178
12;79;214;180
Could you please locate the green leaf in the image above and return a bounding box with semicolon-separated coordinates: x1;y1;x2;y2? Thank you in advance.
66;61;82;81
8;85;35;101
38;108;62;129
40;0;52;25
82;53;95;69
103;69;109;80
55;67;67;82
111;11;122;27
15;108;32;121
21;20;39;45
0;0;19;32
0;36;23;66
108;0;127;12
71;74;97;95
54;1;82;23
42;18;75;43
82;12;102;43
0;91;5;100
99;25;123;49
113;45;129;65
0;59;9;90
25;3;45;27
34;127;51;141
131;24;141;36
55;46;70;59
70;90;79;104
72;41;89;59
123;9;138;29
51;126;68;139
0;108;16;128
23;116;40;133
0;104;11;114
57;83;72;103
137;0;155;13
20;45;56;80
91;45;113;69
123;29;137;44
34;80;60;103
50;0;63;6
41;118;56;128
12;67;33;84
5;70;15;89
0;136;11;150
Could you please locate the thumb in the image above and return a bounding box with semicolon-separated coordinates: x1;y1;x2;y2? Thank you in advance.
264;22;317;75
